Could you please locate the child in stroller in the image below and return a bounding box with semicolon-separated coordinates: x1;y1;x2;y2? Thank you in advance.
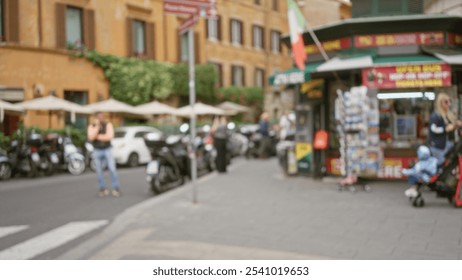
402;145;438;198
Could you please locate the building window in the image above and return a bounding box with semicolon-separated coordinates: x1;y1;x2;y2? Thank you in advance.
230;19;243;46
272;0;278;11
132;20;146;56
64;91;88;130
56;3;95;50
252;25;264;50
254;0;261;5
211;62;223;87
0;0;3;41
66;6;83;48
270;30;281;53
231;65;245;86
180;32;189;62
255;68;265;87
207;16;221;41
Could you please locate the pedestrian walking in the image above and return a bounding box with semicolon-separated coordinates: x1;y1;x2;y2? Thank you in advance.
212;116;228;173
428;92;462;166
258;112;271;158
87;112;121;197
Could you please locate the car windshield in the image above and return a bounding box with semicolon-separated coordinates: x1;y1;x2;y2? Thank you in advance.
114;130;127;138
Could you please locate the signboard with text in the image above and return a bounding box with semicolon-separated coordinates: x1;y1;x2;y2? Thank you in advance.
304;37;351;55
354;32;444;48
362;63;452;89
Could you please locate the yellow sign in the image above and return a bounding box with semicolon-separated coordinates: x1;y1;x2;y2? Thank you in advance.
295;143;312;161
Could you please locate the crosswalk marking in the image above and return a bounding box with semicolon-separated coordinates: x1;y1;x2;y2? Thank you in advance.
0;226;29;239
0;220;108;260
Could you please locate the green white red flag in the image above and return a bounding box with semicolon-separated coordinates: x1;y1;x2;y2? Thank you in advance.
287;0;307;70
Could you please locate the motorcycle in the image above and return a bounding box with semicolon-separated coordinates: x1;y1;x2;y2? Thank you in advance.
27;132;54;176
8;138;40;178
144;132;189;194
0;149;13;180
43;133;86;175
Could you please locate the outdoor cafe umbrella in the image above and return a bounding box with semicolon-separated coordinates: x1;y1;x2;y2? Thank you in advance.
216;101;251;115
135;101;177;115
16;95;92;127
174;102;226;117
84;98;140;115
0;99;24;122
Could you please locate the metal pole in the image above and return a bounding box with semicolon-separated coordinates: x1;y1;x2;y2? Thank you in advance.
188;28;198;204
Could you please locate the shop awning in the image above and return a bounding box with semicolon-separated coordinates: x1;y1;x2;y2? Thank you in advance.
269;63;321;86
434;53;462;65
316;55;373;72
372;55;442;65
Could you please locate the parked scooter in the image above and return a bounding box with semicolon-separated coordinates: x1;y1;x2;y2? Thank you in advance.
27;132;54;176
43;133;86;175
7;136;40;178
0;148;12;180
144;132;189;194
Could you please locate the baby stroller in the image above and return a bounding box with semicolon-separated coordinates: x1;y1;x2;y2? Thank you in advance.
410;142;462;208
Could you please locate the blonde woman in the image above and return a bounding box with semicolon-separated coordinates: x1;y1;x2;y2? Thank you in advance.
428;93;462;165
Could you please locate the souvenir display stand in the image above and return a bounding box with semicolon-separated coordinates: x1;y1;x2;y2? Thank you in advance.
335;86;381;191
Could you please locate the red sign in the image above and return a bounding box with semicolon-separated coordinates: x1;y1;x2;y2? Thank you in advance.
362;63;452;89
448;33;462;46
164;0;217;18
355;32;444;48
304;37;350;55
179;15;198;35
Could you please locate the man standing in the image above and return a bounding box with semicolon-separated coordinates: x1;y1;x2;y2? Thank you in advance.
87;112;121;197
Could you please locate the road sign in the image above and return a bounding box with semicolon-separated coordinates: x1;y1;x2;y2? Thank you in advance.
164;0;217;18
178;14;198;35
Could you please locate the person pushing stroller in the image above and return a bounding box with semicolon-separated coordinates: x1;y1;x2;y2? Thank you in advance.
402;145;438;198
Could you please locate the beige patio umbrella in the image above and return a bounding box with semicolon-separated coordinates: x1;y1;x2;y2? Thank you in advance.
84;98;138;114
0;99;24;122
174;102;226;117
16;95;92;127
216;101;251;115
135;101;177;115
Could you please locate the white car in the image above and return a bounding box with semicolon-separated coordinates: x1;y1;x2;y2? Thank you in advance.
111;126;162;167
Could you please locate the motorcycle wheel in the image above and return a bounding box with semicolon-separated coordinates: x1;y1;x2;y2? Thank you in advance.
42;157;54;176
0;163;12;180
25;158;38;178
90;158;107;172
68;158;86;175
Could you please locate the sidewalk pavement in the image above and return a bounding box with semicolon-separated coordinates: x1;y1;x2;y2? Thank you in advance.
60;158;462;260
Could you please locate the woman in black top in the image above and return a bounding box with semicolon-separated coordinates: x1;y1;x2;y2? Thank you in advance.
428;93;461;165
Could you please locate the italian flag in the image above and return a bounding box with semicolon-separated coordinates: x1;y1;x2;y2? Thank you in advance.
287;0;307;70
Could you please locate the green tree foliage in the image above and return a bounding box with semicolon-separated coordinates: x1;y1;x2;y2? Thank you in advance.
217;86;264;107
83;51;217;105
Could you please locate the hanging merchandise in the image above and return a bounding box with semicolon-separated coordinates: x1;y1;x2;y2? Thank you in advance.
335;86;382;190
314;130;329;150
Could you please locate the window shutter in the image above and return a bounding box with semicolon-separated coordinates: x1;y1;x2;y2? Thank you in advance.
229;19;233;44
145;22;155;60
251;25;255;48
261;27;265;50
4;0;20;43
55;3;66;48
177;30;182;63
217;16;222;41
239;21;244;45
242;66;246;86
83;9;95;50
231;65;235;85
205;18;209;38
126;18;133;56
194;32;200;63
217;64;223;87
